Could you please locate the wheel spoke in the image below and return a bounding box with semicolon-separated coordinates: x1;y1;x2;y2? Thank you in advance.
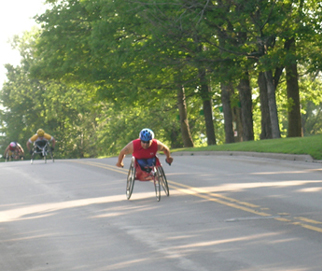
158;167;169;196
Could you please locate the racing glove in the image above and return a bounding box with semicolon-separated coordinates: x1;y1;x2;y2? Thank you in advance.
165;157;173;165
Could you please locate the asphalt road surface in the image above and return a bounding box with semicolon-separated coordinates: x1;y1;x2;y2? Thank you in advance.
1;154;322;271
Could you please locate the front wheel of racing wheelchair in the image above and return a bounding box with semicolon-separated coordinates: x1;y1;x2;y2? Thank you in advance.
126;157;136;200
157;166;170;197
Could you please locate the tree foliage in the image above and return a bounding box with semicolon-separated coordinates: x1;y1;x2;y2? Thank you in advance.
1;0;322;158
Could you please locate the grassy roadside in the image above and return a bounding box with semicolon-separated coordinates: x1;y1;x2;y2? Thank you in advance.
172;134;322;160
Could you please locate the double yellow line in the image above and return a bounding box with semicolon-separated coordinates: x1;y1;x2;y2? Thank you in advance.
69;160;322;233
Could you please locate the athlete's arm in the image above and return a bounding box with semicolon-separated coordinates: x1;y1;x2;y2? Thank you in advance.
51;137;56;148
43;133;56;148
17;143;24;154
116;141;134;167
157;140;173;165
27;134;38;151
26;140;32;152
3;146;9;157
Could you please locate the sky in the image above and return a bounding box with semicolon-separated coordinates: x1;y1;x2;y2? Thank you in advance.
0;0;49;85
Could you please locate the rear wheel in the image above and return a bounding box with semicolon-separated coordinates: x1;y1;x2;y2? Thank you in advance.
154;167;161;202
126;157;136;200
49;149;54;162
46;148;54;163
158;166;169;196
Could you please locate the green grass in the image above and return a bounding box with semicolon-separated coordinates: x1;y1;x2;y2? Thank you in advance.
173;134;322;160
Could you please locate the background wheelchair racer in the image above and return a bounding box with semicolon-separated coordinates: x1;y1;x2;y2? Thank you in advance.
26;128;56;156
4;141;24;160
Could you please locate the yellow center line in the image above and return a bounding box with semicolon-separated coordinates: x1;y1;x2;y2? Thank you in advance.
173;186;272;217
294;217;322;225
68;160;127;174
168;180;260;208
68;160;322;233
298;223;322;233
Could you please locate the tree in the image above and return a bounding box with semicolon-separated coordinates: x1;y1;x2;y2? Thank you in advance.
0;30;105;158
31;0;199;147
27;0;322;147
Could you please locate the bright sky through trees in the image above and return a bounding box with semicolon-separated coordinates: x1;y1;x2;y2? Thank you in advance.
0;0;47;85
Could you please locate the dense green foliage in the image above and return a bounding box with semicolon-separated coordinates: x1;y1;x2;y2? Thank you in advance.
1;0;322;159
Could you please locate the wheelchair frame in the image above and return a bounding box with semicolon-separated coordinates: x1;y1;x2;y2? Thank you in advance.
5;151;22;162
31;140;54;164
126;156;169;202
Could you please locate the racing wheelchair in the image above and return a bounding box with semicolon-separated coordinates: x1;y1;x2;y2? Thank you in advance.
126;156;170;202
5;151;24;162
30;140;54;164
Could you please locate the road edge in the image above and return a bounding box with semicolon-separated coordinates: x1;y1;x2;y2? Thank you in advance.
171;151;321;163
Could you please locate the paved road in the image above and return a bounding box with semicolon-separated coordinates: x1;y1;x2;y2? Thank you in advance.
1;155;322;270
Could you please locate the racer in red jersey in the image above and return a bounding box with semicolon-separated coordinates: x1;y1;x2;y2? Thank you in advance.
4;141;24;160
116;128;173;170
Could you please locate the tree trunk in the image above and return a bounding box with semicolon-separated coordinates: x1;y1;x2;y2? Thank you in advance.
177;85;194;147
286;63;302;137
199;68;216;145
237;72;254;141
258;72;272;139
221;83;235;143
264;70;281;138
285;38;302;137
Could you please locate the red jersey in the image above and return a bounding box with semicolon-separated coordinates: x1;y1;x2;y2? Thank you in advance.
132;138;158;159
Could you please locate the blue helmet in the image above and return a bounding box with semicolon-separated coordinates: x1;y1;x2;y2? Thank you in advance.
139;128;154;141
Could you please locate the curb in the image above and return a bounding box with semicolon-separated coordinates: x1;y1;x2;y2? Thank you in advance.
171;151;316;163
